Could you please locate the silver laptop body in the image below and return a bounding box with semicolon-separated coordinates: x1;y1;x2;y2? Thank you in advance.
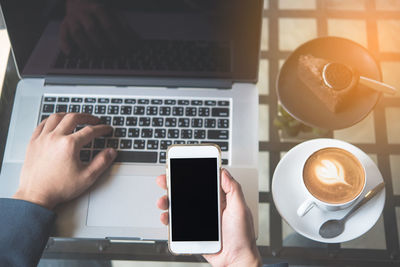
0;1;262;240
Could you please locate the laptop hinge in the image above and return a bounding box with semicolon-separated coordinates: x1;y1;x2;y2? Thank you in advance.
44;75;233;89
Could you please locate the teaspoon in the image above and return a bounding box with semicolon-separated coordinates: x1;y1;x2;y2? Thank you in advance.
319;182;385;239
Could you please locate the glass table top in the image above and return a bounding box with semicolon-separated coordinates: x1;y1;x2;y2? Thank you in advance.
0;0;399;266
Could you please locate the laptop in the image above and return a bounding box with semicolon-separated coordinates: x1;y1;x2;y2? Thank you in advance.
0;0;262;240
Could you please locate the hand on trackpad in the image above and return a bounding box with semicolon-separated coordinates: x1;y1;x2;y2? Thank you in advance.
87;175;164;228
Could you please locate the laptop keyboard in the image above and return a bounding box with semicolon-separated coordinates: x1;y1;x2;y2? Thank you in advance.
39;95;231;165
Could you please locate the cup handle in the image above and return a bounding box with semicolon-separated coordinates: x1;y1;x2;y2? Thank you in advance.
297;199;315;217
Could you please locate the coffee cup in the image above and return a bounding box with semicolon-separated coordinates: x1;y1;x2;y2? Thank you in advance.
297;147;366;217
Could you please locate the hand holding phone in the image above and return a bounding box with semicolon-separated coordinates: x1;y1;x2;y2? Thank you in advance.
156;149;261;266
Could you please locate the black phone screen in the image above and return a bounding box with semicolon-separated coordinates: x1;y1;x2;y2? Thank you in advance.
170;158;219;241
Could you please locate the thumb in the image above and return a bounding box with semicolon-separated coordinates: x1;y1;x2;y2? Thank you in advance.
84;148;117;182
221;168;246;202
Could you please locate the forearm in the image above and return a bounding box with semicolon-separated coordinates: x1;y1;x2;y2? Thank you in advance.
0;198;56;267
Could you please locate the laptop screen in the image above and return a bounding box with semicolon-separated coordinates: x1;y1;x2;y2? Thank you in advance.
1;0;262;82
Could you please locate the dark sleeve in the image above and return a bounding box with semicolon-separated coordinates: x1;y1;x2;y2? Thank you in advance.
0;198;56;267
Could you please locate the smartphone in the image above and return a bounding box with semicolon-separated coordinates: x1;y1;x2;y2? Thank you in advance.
166;144;222;255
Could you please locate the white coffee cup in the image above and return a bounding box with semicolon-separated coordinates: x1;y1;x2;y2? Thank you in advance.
297;147;367;217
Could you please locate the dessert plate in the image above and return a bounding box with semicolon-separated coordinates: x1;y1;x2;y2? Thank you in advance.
277;37;381;130
272;138;385;243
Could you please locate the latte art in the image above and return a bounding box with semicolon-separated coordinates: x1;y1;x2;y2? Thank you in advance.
303;147;365;204
314;159;350;186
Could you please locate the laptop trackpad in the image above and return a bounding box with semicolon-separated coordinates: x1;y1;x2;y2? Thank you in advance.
87;175;164;228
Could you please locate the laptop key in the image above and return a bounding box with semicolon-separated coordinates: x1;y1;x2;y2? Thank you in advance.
198;107;210;116
113;116;125;126
120;139;132;149
128;128;140;138
181;129;193;139
159;152;166;163
121;106;132;115
159;107;171;116
217;100;230;106
164;99;176;105
126;117;138;126
133;140;146;149
139;117;151;126
191;118;203;128
82;105;93;114
94;138;106;148
151;117;163;127
201;141;228;151
205;119;216;128
83;141;92;148
191;100;203;106
205;100;216;106
154;129;166;138
160;140;172;150
107;139;119;149
56;104;68;113
185;107;197;116
41;115;49;121
147;140;159;150
218;119;229;128
42;104;55;113
114;127;127;137
108;105;119;115
79;150;91;162
138;99;150;105
165;118;177;127
111;98;123;104
95;105;106;114
187;141;199;144
212;108;229;117
146;106;158;115
85;97;96;103
57;97;69;102
125;98;136;104
151;99;163;105
99;116;111;125
141;128;153;138
178;118;190;127
168;129;179;139
172;107;184;116
178;100;189;105
174;140;185;144
69;105;80;112
222;159;229;165
208;130;229;140
44;97;56;102
114;151;157;163
71;97;83;103
134;106;145;115
98;98;110;104
194;129;206;139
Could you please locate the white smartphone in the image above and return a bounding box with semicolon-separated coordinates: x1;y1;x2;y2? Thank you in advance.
166;144;222;255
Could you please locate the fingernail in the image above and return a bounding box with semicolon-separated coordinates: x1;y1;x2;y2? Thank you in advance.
108;148;117;159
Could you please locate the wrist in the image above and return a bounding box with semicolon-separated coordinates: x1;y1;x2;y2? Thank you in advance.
13;189;54;210
230;249;262;267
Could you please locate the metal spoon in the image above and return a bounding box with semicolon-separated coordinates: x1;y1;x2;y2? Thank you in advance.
319;182;385;239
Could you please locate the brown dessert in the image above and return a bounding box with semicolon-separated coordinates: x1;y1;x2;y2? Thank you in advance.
297;55;358;113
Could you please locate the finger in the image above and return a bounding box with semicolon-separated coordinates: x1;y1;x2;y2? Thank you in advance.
73;124;112;147
42;113;67;133
160;212;169;225
31;118;48;140
157;195;169;210
221;168;246;202
83;148;117;182
156;174;167;190
56;113;100;135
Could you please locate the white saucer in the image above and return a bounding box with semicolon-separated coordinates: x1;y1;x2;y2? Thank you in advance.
271;138;386;243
